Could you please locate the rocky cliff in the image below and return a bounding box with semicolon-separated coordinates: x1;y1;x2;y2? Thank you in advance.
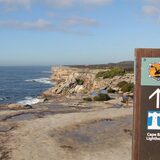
43;66;134;98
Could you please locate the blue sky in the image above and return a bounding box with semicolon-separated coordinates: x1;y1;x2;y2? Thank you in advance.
0;0;160;66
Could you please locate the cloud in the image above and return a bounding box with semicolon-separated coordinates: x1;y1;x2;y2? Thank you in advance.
0;0;32;7
0;0;113;10
141;0;160;25
0;17;98;35
147;0;160;3
0;0;31;5
64;17;98;27
0;0;32;11
141;0;160;22
45;0;74;7
0;19;53;30
45;0;112;7
142;5;160;15
47;12;56;18
82;0;112;5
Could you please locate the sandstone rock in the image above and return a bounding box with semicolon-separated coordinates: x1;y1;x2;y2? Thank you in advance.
44;67;134;97
51;67;78;82
42;88;54;97
8;104;25;110
56;87;64;94
74;85;85;93
0;104;8;109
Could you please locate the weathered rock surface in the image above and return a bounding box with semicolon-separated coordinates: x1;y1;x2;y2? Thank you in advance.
45;67;134;97
0;104;32;110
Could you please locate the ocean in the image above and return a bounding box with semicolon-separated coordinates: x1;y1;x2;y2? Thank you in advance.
0;66;53;105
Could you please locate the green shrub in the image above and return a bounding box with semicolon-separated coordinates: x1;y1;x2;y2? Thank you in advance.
96;67;125;79
83;97;92;101
121;83;134;92
117;81;128;88
107;88;116;93
80;89;88;94
75;79;84;85
93;93;111;101
96;71;107;78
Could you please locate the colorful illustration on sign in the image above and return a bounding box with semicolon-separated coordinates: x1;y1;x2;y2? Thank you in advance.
149;63;160;81
141;58;160;86
147;111;160;130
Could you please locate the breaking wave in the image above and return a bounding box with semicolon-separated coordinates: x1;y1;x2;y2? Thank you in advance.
0;96;10;101
25;78;52;85
17;97;44;105
42;71;52;73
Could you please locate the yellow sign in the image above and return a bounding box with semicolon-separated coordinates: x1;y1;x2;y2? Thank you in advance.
149;63;160;80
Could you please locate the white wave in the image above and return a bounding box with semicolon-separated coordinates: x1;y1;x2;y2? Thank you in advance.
25;77;52;84
0;97;10;101
17;97;44;105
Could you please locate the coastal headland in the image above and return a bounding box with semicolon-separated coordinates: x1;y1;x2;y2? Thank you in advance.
0;63;134;160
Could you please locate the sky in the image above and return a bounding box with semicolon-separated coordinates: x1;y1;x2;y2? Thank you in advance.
0;0;160;66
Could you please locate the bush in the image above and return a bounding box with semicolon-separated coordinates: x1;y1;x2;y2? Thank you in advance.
75;78;84;85
121;83;134;92
83;97;92;101
80;89;88;94
96;67;125;79
117;81;128;88
107;88;116;93
96;71;108;78
93;93;111;101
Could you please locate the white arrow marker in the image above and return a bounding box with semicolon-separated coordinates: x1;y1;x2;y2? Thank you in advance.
149;88;160;109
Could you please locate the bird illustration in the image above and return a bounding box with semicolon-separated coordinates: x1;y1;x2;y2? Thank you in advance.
150;64;160;77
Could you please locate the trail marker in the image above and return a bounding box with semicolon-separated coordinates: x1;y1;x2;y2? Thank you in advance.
149;88;160;109
133;48;160;160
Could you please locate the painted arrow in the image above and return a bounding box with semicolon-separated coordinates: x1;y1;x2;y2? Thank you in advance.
149;88;160;109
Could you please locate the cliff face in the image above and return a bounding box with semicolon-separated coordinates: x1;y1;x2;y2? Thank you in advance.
51;67;80;82
49;67;95;95
43;66;134;97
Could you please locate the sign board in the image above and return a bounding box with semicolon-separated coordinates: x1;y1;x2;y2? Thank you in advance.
133;49;160;160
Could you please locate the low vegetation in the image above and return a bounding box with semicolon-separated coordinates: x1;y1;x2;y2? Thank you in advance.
107;88;116;93
117;81;128;88
75;78;84;85
67;61;134;71
117;81;134;92
121;83;134;92
83;97;92;101
93;93;111;101
80;89;88;94
96;67;125;79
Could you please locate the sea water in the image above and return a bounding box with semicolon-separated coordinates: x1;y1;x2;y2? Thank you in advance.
0;66;53;105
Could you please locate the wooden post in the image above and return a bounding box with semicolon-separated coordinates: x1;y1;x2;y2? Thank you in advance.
133;48;160;160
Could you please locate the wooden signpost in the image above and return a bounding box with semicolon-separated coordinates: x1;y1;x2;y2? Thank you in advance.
133;49;160;160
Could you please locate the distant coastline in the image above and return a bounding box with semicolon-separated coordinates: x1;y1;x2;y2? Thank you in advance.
66;61;134;70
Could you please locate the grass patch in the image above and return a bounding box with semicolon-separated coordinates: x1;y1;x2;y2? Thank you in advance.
107;88;116;93
96;67;125;79
117;81;134;92
80;89;88;94
83;97;92;101
93;93;111;101
75;79;84;85
121;83;134;92
117;81;128;88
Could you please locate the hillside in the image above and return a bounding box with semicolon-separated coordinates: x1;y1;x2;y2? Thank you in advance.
66;61;134;72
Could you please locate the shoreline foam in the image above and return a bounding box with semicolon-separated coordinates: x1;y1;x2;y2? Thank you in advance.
25;77;53;85
17;97;44;105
